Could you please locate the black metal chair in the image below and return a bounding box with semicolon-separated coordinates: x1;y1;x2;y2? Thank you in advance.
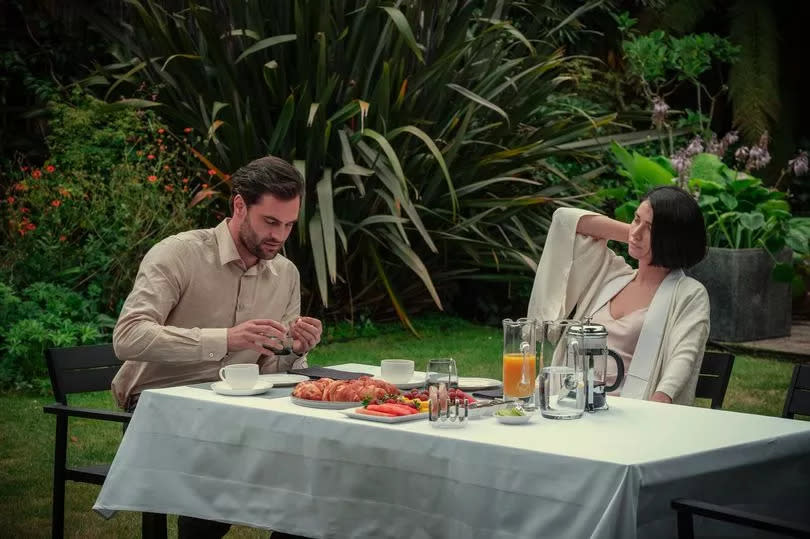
672;363;810;538
43;344;166;539
782;363;810;419
695;351;735;409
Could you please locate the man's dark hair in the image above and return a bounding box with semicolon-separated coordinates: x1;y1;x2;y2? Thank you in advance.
642;186;707;269
230;156;303;212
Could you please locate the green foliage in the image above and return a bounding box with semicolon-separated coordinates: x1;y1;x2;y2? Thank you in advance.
0;91;207;312
0;282;111;389
623;30;738;89
86;0;613;326
605;142;810;282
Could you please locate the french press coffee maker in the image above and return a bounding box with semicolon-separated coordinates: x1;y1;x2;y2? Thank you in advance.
568;320;624;412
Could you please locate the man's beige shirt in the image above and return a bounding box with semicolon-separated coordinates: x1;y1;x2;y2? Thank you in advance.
111;219;306;408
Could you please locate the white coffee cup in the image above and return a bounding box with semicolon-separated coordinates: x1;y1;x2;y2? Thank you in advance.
218;364;259;390
380;359;415;384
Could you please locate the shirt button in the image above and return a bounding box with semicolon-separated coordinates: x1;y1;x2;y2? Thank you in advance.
209;352;214;358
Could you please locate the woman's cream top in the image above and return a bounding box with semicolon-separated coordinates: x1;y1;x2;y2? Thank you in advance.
591;301;648;396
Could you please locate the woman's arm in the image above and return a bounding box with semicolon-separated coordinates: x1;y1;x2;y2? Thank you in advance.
576;215;630;244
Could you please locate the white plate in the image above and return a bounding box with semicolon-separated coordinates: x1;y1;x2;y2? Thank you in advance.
211;380;273;396
457;377;503;391
342;409;429;423
258;373;310;387
372;374;425;390
290;396;359;409
494;413;532;425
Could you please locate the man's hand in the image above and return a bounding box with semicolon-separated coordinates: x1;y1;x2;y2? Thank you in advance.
227;319;287;355
651;391;673;404
290;316;323;356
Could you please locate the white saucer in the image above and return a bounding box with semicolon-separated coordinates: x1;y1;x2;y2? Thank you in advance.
457;377;502;391
211;380;273;396
258;373;309;387
373;374;425;390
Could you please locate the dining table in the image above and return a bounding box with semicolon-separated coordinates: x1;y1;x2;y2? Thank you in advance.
93;363;810;538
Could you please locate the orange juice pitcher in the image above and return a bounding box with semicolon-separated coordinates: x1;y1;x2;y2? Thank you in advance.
502;318;538;404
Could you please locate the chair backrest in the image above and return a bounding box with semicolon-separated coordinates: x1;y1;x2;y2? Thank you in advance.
695;351;735;409
782;364;810;419
46;344;122;405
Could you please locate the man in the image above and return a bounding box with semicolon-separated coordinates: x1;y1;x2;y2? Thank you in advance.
112;155;322;538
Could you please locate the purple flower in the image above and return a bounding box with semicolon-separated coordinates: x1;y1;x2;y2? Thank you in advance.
735;146;750;165
685;136;704;157
651;96;670;128
789;150;809;176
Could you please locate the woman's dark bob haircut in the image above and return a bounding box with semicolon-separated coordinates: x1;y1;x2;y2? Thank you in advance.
641;186;707;269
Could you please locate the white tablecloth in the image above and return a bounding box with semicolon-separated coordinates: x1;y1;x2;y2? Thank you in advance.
94;364;810;538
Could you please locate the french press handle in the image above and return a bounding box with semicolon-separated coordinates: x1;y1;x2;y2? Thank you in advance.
604;349;625;393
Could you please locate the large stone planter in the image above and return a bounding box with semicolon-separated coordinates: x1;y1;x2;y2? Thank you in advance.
686;247;792;342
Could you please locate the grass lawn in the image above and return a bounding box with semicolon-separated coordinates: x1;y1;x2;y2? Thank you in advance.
0;315;801;538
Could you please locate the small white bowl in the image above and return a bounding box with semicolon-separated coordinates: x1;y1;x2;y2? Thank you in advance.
495;412;532;425
380;359;415;384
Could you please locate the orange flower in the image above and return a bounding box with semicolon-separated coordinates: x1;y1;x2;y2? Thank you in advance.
46;165;55;173
6;196;14;204
14;183;26;191
157;138;163;144
58;187;70;197
164;185;174;192
59;235;67;242
26;223;36;231
148;175;158;183
51;199;61;207
163;165;170;171
201;183;209;189
182;186;188;192
184;127;192;133
207;169;216;176
147;154;155;160
158;128;165;134
32;169;42;179
181;178;189;183
160;145;167;152
20;207;30;214
21;166;29;172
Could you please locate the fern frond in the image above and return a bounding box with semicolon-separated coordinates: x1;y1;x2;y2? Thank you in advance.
728;0;780;143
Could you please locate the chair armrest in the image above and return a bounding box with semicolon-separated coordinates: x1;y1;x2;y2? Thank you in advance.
672;498;810;537
43;403;132;423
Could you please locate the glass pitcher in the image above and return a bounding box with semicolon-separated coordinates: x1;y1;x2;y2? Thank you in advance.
502;318;538;406
538;319;585;420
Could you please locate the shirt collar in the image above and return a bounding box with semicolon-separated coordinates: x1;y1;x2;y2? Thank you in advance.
214;219;279;276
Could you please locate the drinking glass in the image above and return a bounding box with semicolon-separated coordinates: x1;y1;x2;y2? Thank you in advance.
426;358;466;428
538;319;584;420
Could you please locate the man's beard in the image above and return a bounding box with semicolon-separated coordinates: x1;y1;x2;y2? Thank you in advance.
239;220;279;260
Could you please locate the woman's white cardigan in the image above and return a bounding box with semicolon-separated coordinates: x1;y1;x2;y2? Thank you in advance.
527;207;710;405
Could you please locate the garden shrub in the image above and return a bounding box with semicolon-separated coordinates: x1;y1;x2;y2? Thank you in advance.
0;281;111;390
1;91;209;313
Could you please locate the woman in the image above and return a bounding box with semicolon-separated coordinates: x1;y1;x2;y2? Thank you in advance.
527;186;709;405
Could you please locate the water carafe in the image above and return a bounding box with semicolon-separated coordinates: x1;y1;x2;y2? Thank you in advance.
569;320;624;412
538;319;585;420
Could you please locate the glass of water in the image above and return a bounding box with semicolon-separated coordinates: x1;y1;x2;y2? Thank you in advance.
426;358;465;428
538;320;584;420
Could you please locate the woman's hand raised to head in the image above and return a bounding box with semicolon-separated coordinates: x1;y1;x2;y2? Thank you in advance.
576;215;630;244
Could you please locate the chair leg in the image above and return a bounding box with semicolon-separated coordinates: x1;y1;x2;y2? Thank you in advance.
676;510;695;539
142;512;167;539
52;416;67;539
